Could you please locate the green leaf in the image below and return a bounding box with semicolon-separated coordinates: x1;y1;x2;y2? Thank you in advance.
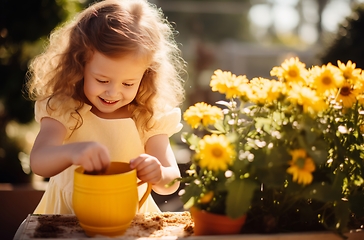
331;171;346;195
268;145;291;164
181;132;200;150
214;119;226;133
183;196;195;209
226;179;258;219
307;140;328;165
305;128;319;145
181;183;202;205
333;200;350;232
255;117;273;133
302;182;342;202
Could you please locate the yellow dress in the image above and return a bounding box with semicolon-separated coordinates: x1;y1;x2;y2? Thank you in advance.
33;99;182;214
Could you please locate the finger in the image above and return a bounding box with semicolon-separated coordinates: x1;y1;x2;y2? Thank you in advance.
136;162;154;174
91;155;103;172
99;154;110;172
129;156;143;169
97;146;110;171
137;172;160;185
137;164;161;179
82;159;94;173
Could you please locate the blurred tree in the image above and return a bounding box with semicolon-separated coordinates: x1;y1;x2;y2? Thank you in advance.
158;0;251;43
157;0;251;108
0;0;82;183
319;3;364;68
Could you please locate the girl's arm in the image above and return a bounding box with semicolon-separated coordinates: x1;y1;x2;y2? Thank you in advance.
130;134;181;195
30;117;110;178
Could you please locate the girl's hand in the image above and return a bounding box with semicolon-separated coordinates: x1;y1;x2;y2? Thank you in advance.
130;154;163;185
70;141;111;173
132;134;180;195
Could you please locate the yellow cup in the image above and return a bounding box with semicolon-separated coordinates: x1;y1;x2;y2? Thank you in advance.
73;162;151;237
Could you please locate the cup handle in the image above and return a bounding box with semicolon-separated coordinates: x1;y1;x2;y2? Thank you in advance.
137;181;152;209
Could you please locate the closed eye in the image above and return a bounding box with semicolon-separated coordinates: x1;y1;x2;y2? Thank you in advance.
97;79;109;84
123;83;134;87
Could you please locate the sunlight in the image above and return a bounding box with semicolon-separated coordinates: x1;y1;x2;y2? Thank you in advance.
322;0;352;32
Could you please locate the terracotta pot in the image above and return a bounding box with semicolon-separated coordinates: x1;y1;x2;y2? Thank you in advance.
190;207;246;235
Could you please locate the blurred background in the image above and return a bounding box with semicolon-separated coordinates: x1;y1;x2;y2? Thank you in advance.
2;0;364;238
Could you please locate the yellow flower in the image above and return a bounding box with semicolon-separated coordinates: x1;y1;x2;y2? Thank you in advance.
338;60;362;82
199;191;214;204
183;102;223;129
287;149;315;186
357;71;364;93
360;125;364;135
246;77;285;105
357;94;364;105
198;134;235;172
309;63;344;96
336;81;359;108
210;69;249;99
288;84;328;114
270;57;309;85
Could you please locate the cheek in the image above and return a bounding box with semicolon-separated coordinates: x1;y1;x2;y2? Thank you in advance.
83;79;99;98
129;85;141;100
124;88;139;101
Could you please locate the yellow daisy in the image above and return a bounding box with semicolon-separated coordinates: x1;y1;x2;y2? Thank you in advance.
183;102;223;129
246;78;285;105
270;57;309;85
287;84;328;114
336;81;359;108
287;149;315;186
198;134;235;172
210;70;249;99
337;60;362;82
357;94;364;105
353;70;364;94
358;71;364;93
246;77;269;105
309;63;344;96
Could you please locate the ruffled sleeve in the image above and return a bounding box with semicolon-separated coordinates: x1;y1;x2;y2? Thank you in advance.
142;107;183;143
34;98;91;139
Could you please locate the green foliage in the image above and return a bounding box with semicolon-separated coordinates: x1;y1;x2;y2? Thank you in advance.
178;58;364;236
226;178;258;219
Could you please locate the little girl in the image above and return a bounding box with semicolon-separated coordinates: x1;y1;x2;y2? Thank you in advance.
26;0;185;214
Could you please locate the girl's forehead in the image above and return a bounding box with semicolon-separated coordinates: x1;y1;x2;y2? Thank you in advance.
91;51;149;65
87;51;149;77
88;48;151;64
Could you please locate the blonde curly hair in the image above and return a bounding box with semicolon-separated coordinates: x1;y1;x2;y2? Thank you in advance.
26;0;185;132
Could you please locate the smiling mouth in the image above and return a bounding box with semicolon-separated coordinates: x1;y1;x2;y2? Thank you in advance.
100;97;119;104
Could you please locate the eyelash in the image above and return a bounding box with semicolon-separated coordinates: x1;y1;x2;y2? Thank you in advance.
96;79;133;87
97;79;108;84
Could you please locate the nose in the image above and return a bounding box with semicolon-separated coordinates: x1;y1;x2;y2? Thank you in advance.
105;83;121;98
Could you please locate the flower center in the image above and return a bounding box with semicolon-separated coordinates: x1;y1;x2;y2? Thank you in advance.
322;76;332;85
343;72;351;79
212;148;223;158
288;69;298;78
296;157;306;169
340;86;351;96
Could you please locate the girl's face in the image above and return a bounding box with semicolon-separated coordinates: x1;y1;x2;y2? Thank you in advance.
83;51;149;118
